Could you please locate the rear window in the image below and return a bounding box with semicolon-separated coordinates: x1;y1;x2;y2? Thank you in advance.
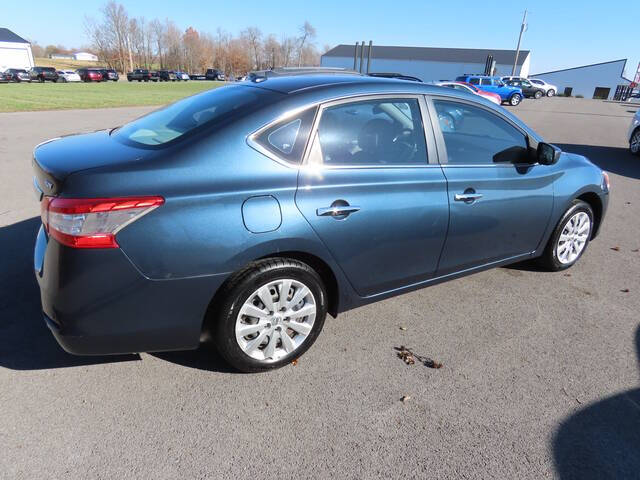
113;85;265;147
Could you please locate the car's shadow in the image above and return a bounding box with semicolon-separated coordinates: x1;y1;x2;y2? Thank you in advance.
552;325;640;479
0;217;140;370
555;144;640;180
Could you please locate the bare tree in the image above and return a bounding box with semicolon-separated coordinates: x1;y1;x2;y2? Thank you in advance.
86;2;322;74
241;27;262;69
297;21;316;67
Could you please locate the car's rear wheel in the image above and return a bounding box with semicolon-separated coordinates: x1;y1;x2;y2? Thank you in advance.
547;89;555;97
630;129;640;156
538;200;594;271
534;90;543;99
211;258;328;373
509;93;522;106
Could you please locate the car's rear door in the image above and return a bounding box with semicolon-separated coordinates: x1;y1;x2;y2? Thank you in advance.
295;95;449;297
428;96;554;274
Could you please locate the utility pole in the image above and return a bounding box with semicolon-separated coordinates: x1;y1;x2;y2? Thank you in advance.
511;9;527;76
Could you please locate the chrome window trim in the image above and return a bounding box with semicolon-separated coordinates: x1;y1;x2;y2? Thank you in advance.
301;93;438;170
425;94;536;167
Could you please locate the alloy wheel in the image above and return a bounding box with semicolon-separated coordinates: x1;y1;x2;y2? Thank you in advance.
556;211;591;264
510;94;521;106
235;278;317;362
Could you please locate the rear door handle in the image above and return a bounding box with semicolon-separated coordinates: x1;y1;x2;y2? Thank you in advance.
317;205;361;217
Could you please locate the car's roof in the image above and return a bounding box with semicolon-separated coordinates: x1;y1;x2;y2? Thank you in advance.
246;73;437;95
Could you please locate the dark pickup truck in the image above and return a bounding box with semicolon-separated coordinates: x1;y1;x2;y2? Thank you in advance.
126;69;158;82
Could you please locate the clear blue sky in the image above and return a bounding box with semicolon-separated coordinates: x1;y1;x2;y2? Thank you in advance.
4;0;639;78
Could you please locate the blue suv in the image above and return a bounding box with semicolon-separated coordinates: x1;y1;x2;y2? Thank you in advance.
456;75;523;106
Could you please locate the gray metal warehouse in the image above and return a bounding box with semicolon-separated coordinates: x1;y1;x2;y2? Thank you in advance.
321;44;530;82
531;59;631;100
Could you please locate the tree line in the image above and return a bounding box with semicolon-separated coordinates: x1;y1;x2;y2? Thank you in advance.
80;1;326;75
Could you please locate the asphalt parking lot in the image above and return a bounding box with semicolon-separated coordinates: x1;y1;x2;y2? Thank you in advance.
1;98;639;479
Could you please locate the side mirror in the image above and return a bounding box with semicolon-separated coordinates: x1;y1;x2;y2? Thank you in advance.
537;142;562;165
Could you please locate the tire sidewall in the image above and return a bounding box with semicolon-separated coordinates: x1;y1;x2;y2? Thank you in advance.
510;93;522;106
548;201;594;270
214;262;328;372
631;129;640;155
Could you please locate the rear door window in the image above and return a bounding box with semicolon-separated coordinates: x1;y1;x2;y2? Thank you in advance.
469;78;480;85
309;98;428;166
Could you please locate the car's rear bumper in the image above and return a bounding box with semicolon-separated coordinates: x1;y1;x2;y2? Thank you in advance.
34;225;227;355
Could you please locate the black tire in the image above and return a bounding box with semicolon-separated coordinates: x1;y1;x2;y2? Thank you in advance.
38;76;44;83
534;90;543;99
509;93;522;106
537;200;594;271
547;89;555;97
630;128;640;156
210;258;328;373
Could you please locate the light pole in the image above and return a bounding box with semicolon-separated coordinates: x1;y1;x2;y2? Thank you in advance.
511;9;528;76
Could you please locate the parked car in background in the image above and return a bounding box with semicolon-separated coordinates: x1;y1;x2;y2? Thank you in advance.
455;75;523;106
175;71;189;81
77;68;103;82
504;79;546;99
436;81;502;105
529;79;557;97
4;68;31;82
206;68;225;81
29;66;59;83
56;70;81;83
158;70;177;82
189;72;206;80
32;73;609;372
0;71;9;83
127;69;154;82
98;69;119;82
629;108;640;155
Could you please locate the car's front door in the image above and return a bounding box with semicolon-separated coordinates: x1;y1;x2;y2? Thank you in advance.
295;95;449;297
429;97;554;275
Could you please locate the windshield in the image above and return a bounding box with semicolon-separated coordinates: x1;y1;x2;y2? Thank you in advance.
113;85;265;147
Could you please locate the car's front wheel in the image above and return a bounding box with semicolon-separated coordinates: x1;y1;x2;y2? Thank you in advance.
509;93;522;106
211;258;328;372
630;128;640;156
547;89;555;97
538;200;594;271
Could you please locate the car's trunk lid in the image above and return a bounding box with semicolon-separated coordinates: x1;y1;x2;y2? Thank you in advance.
33;130;154;196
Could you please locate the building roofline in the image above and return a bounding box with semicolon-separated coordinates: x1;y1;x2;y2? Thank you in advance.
0;28;29;44
531;59;628;77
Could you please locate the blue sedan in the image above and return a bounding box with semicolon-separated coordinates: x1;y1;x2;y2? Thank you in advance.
32;72;609;372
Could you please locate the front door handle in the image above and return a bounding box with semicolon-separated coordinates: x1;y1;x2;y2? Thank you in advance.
454;188;483;204
454;193;483;201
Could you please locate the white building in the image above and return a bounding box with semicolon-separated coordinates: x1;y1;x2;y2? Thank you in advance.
73;52;98;62
321;44;531;82
0;28;34;71
530;59;631;100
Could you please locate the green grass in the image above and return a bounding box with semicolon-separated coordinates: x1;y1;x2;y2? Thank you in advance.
0;81;224;112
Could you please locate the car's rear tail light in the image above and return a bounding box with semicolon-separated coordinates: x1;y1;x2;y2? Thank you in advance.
41;196;164;248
